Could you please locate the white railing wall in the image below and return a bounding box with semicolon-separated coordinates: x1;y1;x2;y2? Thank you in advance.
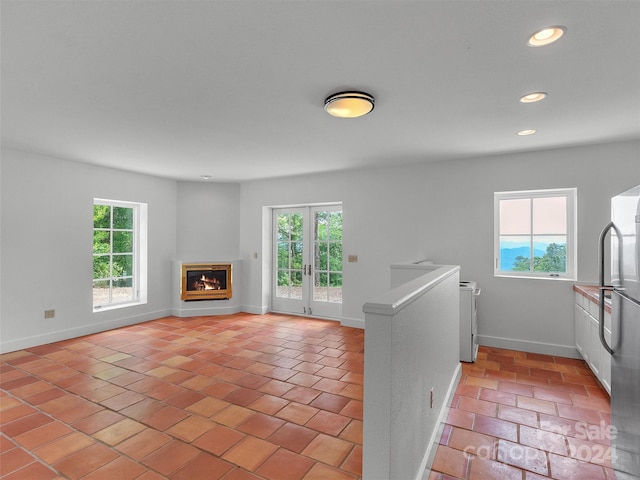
362;265;461;480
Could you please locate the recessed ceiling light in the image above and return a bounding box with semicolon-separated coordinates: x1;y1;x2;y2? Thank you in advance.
324;91;375;118
201;175;212;180
517;129;537;136
528;26;566;46
520;92;547;103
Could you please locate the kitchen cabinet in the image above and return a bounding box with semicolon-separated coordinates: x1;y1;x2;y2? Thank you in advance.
574;290;611;394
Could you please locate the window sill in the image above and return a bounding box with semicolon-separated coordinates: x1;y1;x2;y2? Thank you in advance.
93;301;146;313
494;273;576;281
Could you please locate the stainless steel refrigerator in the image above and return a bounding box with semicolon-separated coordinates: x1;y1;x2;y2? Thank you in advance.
599;184;640;479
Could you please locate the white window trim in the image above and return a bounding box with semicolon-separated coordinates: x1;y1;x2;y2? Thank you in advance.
494;188;577;281
93;198;148;312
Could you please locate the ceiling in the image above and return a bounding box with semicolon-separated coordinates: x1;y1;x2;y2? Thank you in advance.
2;1;639;182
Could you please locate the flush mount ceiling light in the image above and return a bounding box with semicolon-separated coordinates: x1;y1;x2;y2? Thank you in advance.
324;91;374;118
517;129;537;136
528;26;566;46
520;92;547;103
201;175;212;180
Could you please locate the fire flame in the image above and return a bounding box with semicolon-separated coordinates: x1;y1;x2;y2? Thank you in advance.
200;275;221;290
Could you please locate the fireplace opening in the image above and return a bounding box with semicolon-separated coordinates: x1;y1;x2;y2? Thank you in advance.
181;263;232;301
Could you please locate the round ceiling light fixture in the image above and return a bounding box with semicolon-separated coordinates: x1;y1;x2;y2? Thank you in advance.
528;26;566;46
520;92;547;103
324;91;375;118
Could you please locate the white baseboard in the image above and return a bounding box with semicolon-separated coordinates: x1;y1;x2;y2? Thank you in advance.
340;316;365;329
0;309;172;354
418;363;462;480
242;304;270;315
477;335;581;359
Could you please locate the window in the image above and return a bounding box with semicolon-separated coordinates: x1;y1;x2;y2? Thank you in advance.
93;199;147;310
494;188;576;280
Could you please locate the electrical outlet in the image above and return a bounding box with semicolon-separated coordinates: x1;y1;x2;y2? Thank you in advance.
348;255;358;263
44;309;55;319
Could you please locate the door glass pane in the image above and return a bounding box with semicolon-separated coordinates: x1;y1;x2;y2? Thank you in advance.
329;242;342;271
329;211;342;241
315;211;328;240
277;270;289;298
329;273;342;303
314;272;328;301
290;213;303;241
275;211;305;301
277;214;290;241
316;242;328;270
290;271;302;299
277;242;289;268
291;242;303;269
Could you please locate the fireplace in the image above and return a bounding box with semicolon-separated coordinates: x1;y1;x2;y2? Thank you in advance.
181;263;232;301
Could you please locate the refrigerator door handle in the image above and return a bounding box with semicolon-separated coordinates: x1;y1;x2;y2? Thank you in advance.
598;221;620;354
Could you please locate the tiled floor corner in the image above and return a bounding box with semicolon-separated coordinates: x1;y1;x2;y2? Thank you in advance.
429;347;614;480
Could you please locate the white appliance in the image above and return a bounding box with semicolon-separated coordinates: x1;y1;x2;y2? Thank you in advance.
598;184;640;479
460;280;481;362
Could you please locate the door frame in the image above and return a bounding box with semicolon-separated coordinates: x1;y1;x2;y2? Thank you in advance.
270;203;343;320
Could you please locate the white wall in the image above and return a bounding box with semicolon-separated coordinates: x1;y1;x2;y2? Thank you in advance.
172;181;244;316
176;181;240;260
2;140;638;355
0;148;177;352
422;141;639;356
238;140;640;355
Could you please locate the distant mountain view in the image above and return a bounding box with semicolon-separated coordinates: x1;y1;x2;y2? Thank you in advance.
500;246;545;271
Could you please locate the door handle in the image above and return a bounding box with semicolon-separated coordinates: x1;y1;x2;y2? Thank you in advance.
598;222;618;355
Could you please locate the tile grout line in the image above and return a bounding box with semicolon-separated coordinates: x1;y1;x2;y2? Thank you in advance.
2;313;364;479
430;348;612;480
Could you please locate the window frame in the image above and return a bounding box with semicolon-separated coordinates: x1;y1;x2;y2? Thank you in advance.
93;198;148;311
494;188;577;280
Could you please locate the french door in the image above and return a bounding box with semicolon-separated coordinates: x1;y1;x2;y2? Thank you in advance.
272;205;343;319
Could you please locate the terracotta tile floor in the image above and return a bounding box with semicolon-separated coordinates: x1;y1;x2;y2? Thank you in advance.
1;314;613;480
1;314;363;480
429;347;615;480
